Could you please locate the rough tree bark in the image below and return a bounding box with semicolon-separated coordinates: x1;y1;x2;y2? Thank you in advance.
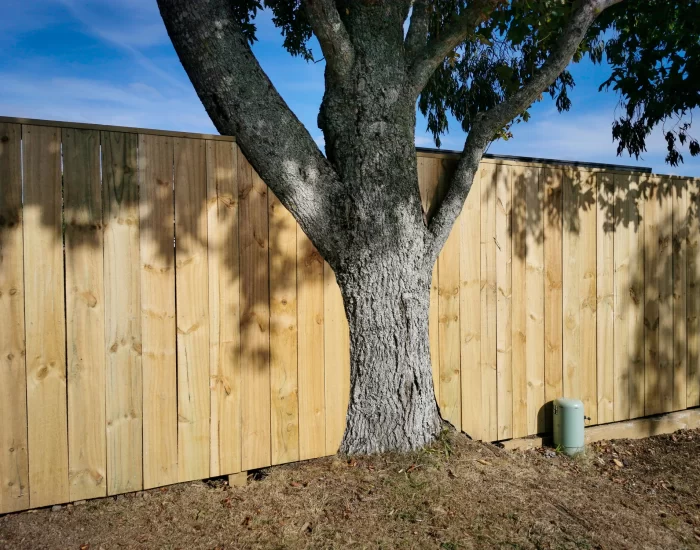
157;0;622;454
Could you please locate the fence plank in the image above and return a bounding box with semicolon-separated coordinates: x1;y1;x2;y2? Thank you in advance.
139;133;177;489
526;168;546;435
496;165;513;439
0;122;29;513
22;124;69;507
269;191;299;465
672;180;687;411
174;137;210;482
613;174;631;421
206;141;241;476
324;262;350;454
298;230;325;459
544;167;563;432
597;173;615;423
63;128;107;501
512;167;527;438
480;164;498;441
102;131;142;495
688;178;700;408
644;177;662;415
239;160;271;470
438;217;462;430
460;169;481;439
658;178;674;414
563;170;597;423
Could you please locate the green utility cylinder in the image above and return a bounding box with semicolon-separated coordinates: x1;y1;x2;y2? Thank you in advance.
552;398;585;456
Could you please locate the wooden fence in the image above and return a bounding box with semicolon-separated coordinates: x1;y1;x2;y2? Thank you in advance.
1;116;699;514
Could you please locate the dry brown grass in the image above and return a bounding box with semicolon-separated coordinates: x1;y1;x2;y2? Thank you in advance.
2;428;700;549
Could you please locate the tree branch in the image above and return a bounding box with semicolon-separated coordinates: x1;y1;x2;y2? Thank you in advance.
407;0;503;96
303;0;355;80
404;0;431;60
157;0;344;258
426;0;624;257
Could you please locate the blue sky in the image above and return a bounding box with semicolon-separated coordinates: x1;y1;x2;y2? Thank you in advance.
2;0;698;176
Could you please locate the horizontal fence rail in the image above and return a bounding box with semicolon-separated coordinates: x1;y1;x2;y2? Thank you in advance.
0;117;698;513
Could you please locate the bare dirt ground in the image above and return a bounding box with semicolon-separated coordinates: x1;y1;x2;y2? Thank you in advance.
2;428;700;550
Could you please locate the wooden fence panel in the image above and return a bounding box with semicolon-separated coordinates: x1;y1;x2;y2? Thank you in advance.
206;141;241;477
544;167;563;432
22;124;69;508
438;214;462;430
139;133;177;489
174;137;210;482
597;173;615;423
239;160;271;471
658;178;675;414
102;131;143;495
688;178;700;408
63;128;107;501
672;180;688;411
324;262;350;454
269;191;300;465
297;229;325;459
460;169;482;439
480;163;498;441
0;122;29;514
525;168;545;435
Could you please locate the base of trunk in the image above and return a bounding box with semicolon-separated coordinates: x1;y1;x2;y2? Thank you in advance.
338;266;441;455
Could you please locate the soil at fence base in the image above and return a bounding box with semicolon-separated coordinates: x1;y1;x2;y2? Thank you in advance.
1;429;699;549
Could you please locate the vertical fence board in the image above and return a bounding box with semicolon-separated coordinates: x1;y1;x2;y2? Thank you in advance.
526;168;546;435
597;173;615;423
139;134;177;489
324;262;350;454
174;138;210;482
102;131;142;495
544;168;563;431
688;178;700;408
22;124;69;507
658;178;675;414
0;122;29;513
239;160;271;470
269;191;299;465
480;164;498;441
672;179;687;411
512;167;528;438
438;219;462;430
644;177;662;415
297;230;325;460
496;165;513;439
613;174;630;420
206;141;241;476
460;169;481;439
63;128;107;500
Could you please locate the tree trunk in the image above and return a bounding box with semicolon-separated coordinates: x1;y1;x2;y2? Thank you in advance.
337;257;441;455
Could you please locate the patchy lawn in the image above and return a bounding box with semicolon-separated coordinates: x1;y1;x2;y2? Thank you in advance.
2;429;700;549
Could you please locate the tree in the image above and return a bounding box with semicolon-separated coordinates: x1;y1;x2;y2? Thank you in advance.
156;0;699;454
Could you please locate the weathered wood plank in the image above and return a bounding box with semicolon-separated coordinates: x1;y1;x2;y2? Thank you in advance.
297;229;325;459
206;141;241;476
672;179;687;411
102;131;143;495
63;128;107;500
438;214;462;430
644;177;662;415
596;173;615;423
480;163;498;441
22;124;69;507
512;166;527;438
0;122;29;513
139;133;177;489
496;165;513;439
688;178;700;408
544;167;563;432
324;262;350;454
174;137;210;482
239;159;271;470
525;168;545;435
613;174;631;421
460;169;481;439
269;190;299;465
658;178;674;414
